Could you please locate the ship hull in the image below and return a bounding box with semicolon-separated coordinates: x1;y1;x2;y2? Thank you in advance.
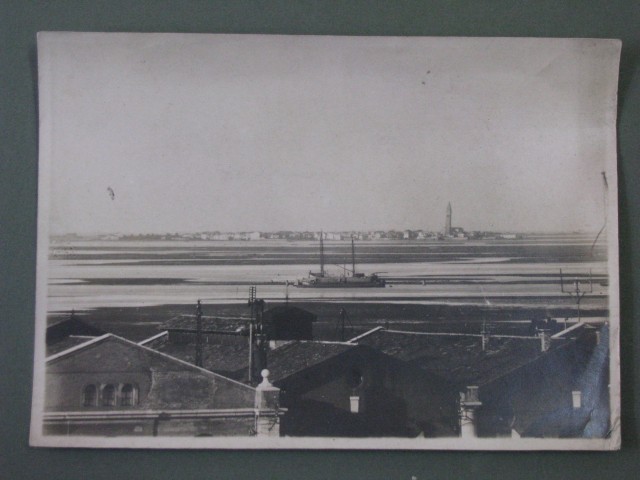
296;276;386;288
296;283;386;288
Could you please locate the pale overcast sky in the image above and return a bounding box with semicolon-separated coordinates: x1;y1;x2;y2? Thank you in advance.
38;34;620;234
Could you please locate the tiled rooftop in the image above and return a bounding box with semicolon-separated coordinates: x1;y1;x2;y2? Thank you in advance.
46;335;100;356
161;315;248;333
152;340;251;379
263;342;355;382
147;333;358;384
353;329;570;388
46;334;256;410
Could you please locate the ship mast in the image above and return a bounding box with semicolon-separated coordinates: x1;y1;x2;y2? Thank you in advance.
351;236;356;276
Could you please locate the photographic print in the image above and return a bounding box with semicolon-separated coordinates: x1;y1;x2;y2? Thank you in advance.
31;33;621;449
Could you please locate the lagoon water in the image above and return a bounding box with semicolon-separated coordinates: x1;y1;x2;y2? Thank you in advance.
46;235;609;314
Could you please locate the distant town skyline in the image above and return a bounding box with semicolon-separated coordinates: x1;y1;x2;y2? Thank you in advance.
41;34;618;235
52;224;601;240
51;202;603;237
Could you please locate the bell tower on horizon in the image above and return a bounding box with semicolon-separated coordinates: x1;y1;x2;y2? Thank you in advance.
444;202;452;236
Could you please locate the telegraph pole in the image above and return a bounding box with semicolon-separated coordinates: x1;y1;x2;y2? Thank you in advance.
248;286;256;383
351;236;356;276
195;299;203;368
559;269;593;323
336;307;353;341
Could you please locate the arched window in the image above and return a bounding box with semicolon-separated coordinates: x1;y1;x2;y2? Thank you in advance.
101;384;116;407
120;384;138;406
82;384;97;407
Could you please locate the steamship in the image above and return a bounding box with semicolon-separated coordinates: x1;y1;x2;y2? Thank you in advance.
296;234;386;288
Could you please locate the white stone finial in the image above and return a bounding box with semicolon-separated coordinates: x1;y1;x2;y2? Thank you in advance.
259;369;272;387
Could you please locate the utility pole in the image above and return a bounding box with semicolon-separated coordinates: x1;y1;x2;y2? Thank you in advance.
351;236;356;276
336;307;353;341
247;287;266;384
559;269;593;323
195;299;203;368
248;286;256;383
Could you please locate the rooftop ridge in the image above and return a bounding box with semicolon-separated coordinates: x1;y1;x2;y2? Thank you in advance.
384;329;540;340
295;340;356;346
173;314;249;320
132;336;257;391
346;326;385;343
47;333;256;392
551;322;585;339
138;331;168;346
477;339;577;388
45;333;112;362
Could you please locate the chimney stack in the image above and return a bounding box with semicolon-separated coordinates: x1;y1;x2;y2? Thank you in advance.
539;329;551;352
572;390;582;409
254;369;282;437
349;395;360;413
459;386;482;438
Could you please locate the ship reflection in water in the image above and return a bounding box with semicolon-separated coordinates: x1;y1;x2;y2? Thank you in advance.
297;233;386;288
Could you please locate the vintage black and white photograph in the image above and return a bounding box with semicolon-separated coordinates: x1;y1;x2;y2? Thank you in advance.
31;33;621;449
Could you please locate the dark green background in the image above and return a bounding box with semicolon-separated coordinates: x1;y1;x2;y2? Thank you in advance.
1;1;638;478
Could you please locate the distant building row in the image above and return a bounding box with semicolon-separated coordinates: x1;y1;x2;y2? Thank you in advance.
91;230;521;242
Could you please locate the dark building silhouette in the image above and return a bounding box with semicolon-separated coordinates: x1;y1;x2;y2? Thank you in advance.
262;305;316;341
352;324;607;438
46;314;105;356
260;341;457;437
